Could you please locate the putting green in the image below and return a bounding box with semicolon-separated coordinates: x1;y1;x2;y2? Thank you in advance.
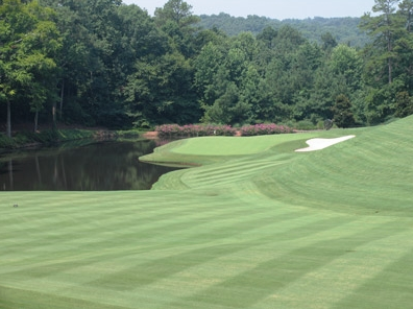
168;133;319;156
1;117;413;309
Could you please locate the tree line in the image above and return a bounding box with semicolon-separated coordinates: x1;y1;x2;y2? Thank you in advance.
1;0;413;137
199;14;369;48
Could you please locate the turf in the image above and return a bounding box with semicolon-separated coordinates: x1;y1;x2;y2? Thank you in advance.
1;117;413;308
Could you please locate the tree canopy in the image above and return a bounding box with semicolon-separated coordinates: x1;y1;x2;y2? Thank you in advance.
1;0;413;134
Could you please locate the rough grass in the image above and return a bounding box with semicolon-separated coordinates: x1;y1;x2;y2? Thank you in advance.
1;118;413;308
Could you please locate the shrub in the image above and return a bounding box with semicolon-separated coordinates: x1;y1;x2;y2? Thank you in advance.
155;123;295;138
295;120;317;131
0;133;16;148
240;123;294;136
317;120;325;130
156;124;237;138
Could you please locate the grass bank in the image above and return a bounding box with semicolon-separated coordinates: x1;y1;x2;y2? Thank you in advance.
1;118;413;308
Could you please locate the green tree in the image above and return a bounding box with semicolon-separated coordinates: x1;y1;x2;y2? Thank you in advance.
256;26;278;49
393;0;413;92
0;0;33;137
202;82;245;124
321;32;338;51
363;84;398;124
23;3;61;131
154;0;200;57
395;90;413;116
360;0;402;85
329;44;363;92
0;0;60;136
240;64;271;123
194;42;227;105
332;94;355;128
399;0;413;32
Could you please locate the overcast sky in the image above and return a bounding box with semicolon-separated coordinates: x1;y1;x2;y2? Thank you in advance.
121;0;375;20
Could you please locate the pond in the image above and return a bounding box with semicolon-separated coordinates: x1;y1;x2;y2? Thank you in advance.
0;140;181;191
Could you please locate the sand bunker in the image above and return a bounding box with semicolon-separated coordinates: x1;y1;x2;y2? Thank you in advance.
295;135;355;152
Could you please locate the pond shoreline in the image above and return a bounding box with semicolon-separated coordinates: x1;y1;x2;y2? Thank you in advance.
142;131;158;139
0;128;143;153
0;139;181;191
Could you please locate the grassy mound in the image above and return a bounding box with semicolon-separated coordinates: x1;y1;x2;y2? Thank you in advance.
257;116;413;216
2;118;413;308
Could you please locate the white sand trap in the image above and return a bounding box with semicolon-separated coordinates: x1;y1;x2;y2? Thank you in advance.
295;135;355;152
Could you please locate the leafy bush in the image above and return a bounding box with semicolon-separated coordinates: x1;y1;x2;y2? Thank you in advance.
240;123;294;136
0;133;16;148
317;120;325;130
156;124;237;138
14;130;61;144
295;120;317;130
156;123;294;138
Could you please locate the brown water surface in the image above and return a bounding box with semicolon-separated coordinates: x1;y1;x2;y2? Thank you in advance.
0;140;180;191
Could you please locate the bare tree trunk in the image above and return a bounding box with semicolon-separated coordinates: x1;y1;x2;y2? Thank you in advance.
8;159;13;190
388;31;393;85
61;156;67;188
53;157;59;185
52;101;57;129
35;154;42;184
6;100;11;138
59;80;64;116
34;111;39;132
389;58;393;85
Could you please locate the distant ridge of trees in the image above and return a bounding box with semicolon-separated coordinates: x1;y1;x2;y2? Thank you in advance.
199;13;369;47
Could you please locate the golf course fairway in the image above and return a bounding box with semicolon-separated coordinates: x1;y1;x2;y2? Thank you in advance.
1;116;413;309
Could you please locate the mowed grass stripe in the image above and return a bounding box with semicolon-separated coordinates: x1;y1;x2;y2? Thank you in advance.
3;188;348;294
84;211;317;291
2;193;211;251
180;162;286;189
182;164;270;185
2;190;304;273
3;211;357;308
333;246;413;309
0;285;131;309
0;206;406;308
189;160;280;178
89;217;358;308
3;192;279;268
251;227;413;309
154;218;406;309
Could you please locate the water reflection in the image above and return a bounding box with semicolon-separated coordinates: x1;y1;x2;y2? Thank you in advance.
0;140;181;191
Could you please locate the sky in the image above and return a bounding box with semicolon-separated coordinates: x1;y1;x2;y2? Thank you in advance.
121;0;375;20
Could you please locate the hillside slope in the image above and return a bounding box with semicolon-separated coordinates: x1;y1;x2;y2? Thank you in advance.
257;116;413;216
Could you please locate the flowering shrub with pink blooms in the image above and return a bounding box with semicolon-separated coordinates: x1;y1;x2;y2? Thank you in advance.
156;124;237;138
240;123;294;136
155;123;294;138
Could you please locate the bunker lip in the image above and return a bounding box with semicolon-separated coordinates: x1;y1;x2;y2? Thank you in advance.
295;135;356;152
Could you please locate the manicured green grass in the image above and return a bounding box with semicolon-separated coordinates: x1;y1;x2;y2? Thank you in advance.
1;118;413;308
169;133;318;156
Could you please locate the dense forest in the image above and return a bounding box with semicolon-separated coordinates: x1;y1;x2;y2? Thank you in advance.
1;0;413;137
199;14;369;47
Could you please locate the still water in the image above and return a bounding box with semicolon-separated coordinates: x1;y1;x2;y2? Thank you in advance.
0;140;180;191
